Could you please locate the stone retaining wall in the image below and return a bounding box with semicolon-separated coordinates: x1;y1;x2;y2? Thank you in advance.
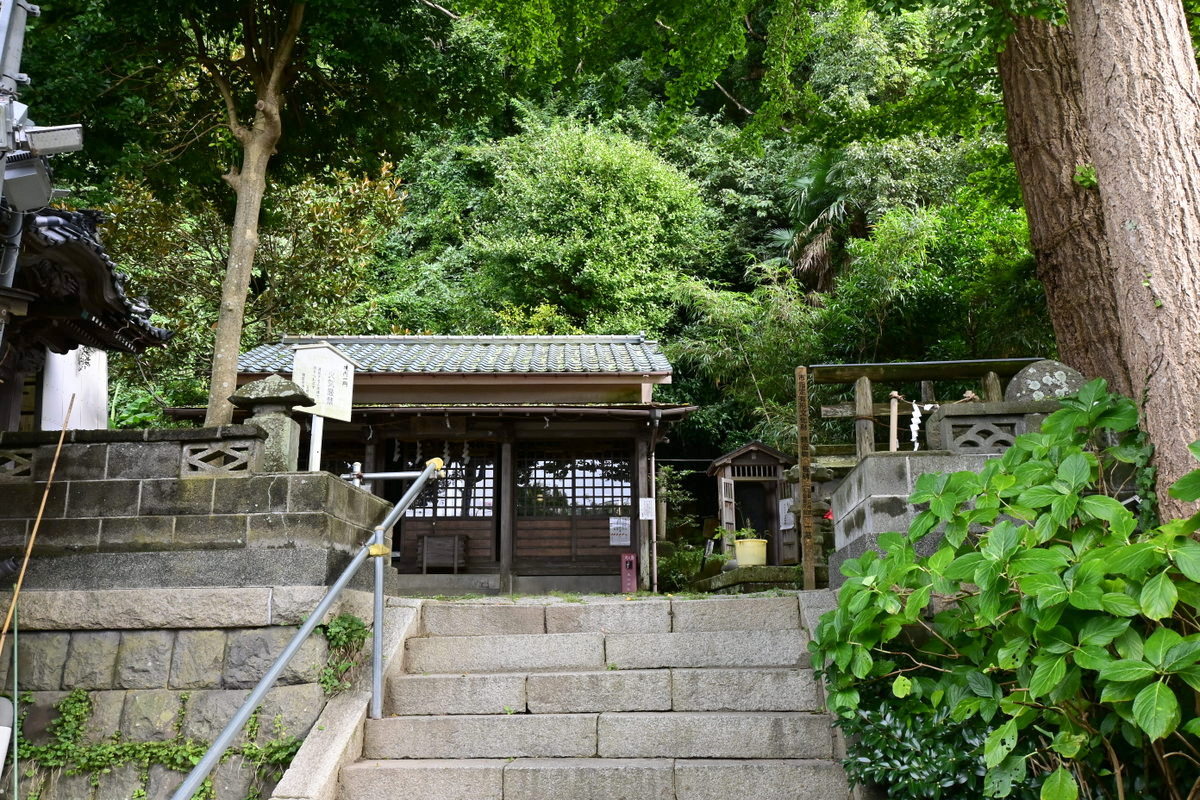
3;587;373;800
829;451;993;586
0;470;389;590
0;426;268;481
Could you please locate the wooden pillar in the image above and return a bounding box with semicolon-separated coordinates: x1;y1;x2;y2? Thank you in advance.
635;434;650;590
0;372;24;431
499;439;514;593
795;367;817;590
767;480;780;565
982;371;1003;402
854;376;874;459
920;381;937;404
361;438;377;494
888;393;899;452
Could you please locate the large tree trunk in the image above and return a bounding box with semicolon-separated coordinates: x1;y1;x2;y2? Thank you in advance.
997;15;1132;397
203;121;279;426
1067;0;1200;519
199;4;305;426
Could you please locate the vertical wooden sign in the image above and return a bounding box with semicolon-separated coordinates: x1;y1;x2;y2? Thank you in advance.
795;366;817;590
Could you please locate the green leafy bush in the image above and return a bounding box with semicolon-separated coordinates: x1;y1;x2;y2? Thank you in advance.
835;691;1004;800
657;544;726;592
812;379;1200;799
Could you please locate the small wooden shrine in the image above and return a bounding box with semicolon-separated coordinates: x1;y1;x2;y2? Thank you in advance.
707;441;797;566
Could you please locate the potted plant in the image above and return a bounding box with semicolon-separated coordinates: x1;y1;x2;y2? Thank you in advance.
732;526;768;567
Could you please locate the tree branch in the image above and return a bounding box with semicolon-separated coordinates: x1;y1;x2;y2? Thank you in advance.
246;4;266;93
744;14;766;41
417;0;460;20
185;16;244;140
98;64;156;97
714;80;754;117
266;3;306;97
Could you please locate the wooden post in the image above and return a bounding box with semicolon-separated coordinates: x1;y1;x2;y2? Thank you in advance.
982;371;1003;402
499;439;514;593
854;376;874;459
920;381;936;404
635;435;651;590
888;392;899;452
307;415;324;472
795;367;817;590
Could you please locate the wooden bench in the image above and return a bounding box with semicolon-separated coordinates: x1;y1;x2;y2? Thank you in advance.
418;534;469;574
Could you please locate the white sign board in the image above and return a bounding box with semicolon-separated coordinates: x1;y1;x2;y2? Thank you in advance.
291;342;357;422
609;516;631;547
779;499;796;531
639;498;656;521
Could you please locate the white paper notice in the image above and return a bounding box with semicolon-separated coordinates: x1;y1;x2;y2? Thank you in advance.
609;516;631;546
779;499;796;530
639;497;656;521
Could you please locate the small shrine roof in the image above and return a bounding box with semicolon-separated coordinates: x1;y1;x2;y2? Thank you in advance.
239;334;672;376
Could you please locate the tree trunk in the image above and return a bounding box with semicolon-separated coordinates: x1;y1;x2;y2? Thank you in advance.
997;15;1132;398
1068;0;1200;519
203;110;281;426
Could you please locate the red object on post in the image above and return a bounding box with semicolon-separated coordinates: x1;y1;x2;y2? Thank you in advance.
620;552;637;593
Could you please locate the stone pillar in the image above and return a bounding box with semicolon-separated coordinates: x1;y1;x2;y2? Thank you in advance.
230;375;313;472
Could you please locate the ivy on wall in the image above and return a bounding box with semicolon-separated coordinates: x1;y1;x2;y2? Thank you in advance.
12;690;300;800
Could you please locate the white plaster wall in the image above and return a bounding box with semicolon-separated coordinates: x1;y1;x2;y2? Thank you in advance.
40;347;108;430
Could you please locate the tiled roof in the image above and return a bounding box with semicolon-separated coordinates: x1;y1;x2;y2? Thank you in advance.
238;335;672;375
15;209;172;354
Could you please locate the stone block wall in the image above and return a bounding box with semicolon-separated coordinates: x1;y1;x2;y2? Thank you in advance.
0;426;268;481
924;401;1057;454
0;455;390;589
829;451;993;586
1;586;373;800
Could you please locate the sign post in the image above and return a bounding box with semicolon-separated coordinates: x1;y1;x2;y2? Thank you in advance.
291;343;357;472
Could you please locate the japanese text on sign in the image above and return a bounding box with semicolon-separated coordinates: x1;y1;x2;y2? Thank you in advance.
291;342;357;421
609;516;631;546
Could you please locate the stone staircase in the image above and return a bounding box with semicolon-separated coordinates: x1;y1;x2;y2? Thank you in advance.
337;594;848;800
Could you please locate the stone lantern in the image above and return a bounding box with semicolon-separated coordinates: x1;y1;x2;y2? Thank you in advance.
230;374;313;472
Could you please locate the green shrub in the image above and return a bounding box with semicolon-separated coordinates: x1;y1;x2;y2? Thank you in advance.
657;544;725;592
834;690;1001;800
812;379;1200;799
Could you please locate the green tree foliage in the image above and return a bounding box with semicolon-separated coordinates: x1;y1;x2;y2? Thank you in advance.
372;117;721;335
16;0;1057;447
812;381;1200;798
24;3;514;195
670;188;1049;451
98;168;403;424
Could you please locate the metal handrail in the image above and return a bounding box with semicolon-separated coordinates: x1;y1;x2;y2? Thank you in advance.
169;458;444;800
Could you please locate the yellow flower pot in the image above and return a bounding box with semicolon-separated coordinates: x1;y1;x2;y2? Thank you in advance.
734;538;768;566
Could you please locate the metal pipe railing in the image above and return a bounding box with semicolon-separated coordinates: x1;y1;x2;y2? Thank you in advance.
340;463;425;488
170;458;444;800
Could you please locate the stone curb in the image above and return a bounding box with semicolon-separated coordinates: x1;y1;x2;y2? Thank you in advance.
0;586;380;631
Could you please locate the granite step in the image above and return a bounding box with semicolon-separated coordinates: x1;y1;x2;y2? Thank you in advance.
416;595;806;636
669;667;823;712
363;713;599;759
405;632;605;674
386;667;821;715
407;627;808;674
362;711;834;760
606;629;810;669
597;712;834;760
339;758;849;800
